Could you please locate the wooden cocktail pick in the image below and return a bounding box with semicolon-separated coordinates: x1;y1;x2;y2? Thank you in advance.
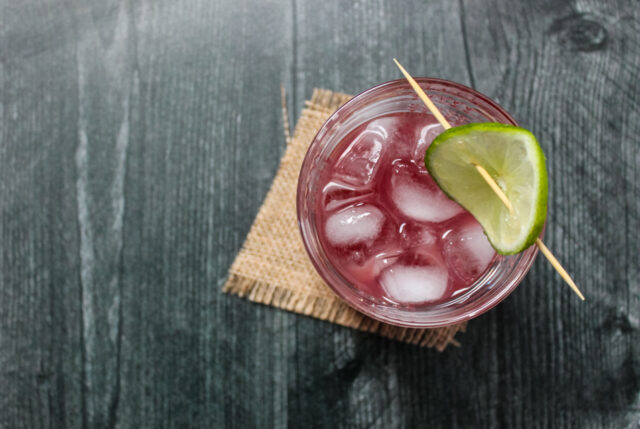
393;58;585;300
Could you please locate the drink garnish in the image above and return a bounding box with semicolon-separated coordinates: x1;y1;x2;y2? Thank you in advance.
426;123;547;255
393;59;585;300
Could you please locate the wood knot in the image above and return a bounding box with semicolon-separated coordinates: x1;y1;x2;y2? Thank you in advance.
602;308;638;334
549;13;608;52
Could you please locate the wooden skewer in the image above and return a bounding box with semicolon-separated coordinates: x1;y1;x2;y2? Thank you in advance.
393;59;452;129
535;238;585;300
393;58;585;301
473;164;515;215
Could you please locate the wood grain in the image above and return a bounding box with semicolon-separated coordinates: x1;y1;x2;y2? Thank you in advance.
0;0;638;428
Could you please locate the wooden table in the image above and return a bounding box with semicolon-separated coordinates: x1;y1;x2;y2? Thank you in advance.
1;0;638;427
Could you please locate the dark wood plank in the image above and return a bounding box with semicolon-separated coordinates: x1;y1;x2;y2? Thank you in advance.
286;2;477;428
1;1;85;427
114;0;295;427
0;0;638;428
460;0;640;427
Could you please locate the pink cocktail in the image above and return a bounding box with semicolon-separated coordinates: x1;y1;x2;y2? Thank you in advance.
317;112;497;305
298;79;540;327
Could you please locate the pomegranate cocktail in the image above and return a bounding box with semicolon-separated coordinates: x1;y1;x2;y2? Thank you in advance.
317;113;496;304
297;79;540;327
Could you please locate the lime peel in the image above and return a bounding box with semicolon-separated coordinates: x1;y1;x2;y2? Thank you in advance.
425;123;548;255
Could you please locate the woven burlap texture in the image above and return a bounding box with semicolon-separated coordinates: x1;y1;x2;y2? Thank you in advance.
223;88;466;350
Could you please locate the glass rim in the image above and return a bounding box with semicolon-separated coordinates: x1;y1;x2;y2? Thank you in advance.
296;77;540;328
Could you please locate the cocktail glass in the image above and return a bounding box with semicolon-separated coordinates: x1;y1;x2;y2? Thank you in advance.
297;78;540;328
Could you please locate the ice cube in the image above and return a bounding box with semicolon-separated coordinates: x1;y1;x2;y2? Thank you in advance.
389;162;464;223
334;123;387;187
412;123;443;165
322;180;372;211
325;205;385;247
347;249;402;285
380;265;448;303
442;219;497;283
364;117;393;139
370;248;404;274
399;222;437;247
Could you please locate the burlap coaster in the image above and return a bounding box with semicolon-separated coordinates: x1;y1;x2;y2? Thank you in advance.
223;89;466;350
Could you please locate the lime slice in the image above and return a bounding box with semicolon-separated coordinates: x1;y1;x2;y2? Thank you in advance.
425;123;548;255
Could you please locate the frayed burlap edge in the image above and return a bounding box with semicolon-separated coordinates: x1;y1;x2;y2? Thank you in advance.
223;88;467;351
